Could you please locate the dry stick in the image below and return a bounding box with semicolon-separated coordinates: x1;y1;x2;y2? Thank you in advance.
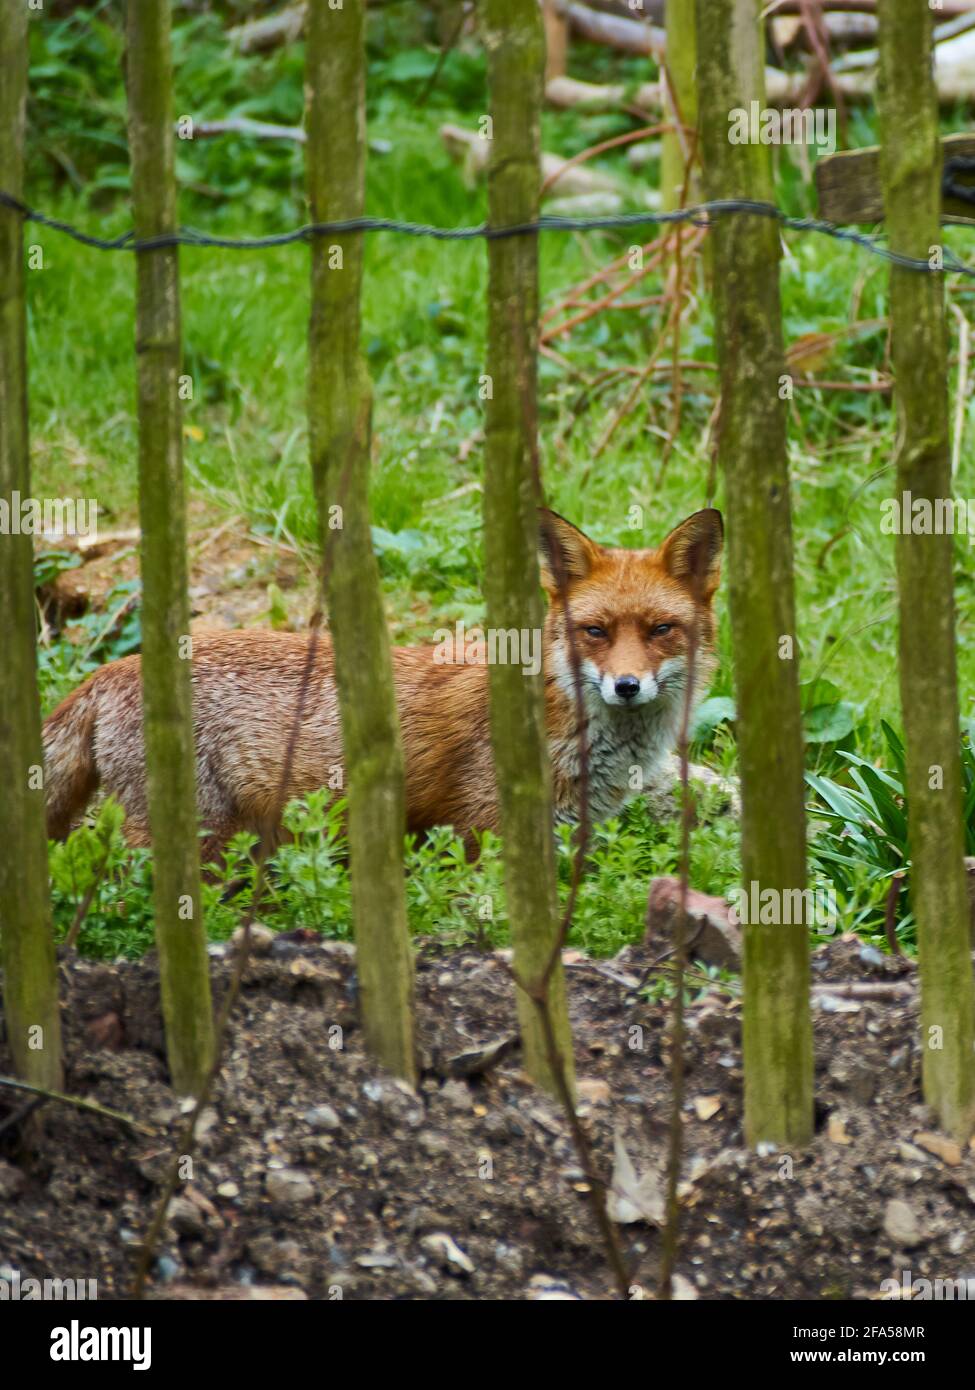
188;118;307;144
0;1074;152;1136
592;234;707;459
798;0;849;145
540;228;672;328
415;2;471;108
762;0;973;13
793;376;891;392
657;610;699;1299
538;122;673;198
541;234;678;344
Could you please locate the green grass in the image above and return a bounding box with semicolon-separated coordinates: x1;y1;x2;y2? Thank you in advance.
23;5;975;957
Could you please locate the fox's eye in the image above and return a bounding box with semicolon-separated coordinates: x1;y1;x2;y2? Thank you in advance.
650;623;673;638
583;625;608;639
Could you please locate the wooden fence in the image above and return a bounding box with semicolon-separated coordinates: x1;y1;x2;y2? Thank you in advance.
0;0;972;1193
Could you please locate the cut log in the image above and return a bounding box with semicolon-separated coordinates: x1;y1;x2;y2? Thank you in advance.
545;74;662;111
554;0;666;57
545;68;839;113
188;117;306;144
229;3;306;55
440;122;624;199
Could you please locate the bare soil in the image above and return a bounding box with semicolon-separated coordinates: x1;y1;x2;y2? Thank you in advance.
2;934;974;1301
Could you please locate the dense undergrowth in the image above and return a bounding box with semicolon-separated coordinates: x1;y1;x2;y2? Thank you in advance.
23;1;975;958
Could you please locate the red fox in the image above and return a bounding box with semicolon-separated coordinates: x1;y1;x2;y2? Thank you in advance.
42;508;722;857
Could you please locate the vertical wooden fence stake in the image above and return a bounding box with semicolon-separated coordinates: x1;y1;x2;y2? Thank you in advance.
482;0;576;1099
306;0;417;1086
696;0;813;1147
660;0;698;212
0;0;63;1095
125;0;214;1095
877;0;975;1140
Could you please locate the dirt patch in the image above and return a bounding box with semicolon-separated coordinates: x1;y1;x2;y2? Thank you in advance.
2;935;973;1301
38;513;311;639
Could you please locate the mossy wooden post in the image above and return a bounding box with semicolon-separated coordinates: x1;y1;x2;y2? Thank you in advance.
125;0;214;1095
696;0;813;1147
0;0;62;1094
660;0;698;211
877;0;975;1140
482;0;575;1098
306;0;416;1086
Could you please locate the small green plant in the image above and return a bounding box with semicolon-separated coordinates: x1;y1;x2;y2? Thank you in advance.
803;719;975;950
49;799;156;957
47;777;744;961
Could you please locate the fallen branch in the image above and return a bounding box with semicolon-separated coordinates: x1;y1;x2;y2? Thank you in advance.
546;74;661;112
228;4;306;55
187;117;306;144
441;122;625;201
811;980;915;1000
555;0;666;56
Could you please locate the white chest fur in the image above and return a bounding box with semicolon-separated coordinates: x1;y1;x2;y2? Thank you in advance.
551;691;684;825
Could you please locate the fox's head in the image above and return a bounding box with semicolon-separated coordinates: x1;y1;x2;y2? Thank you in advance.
538;508;723;712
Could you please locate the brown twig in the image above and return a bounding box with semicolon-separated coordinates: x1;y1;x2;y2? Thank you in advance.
591;244;703;460
541;236;676;344
0;1074;152;1136
416;3;471;108
797;0;848;146
540;229;674;328
539;122;673;198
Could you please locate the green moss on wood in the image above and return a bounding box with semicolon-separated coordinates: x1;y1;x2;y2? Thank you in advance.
125;0;214;1095
0;0;63;1095
481;0;576;1098
306;0;416;1086
878;0;975;1140
696;0;813;1148
661;0;698;211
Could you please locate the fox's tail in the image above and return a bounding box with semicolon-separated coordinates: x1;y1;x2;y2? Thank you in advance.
43;679;100;839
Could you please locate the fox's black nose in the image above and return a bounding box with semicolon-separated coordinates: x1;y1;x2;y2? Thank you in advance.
614;674;641;701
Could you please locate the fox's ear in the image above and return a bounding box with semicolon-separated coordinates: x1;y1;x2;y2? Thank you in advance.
538;509;601;594
657;509;723;601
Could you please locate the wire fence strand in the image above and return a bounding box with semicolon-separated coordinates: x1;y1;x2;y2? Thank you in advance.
2;188;974;277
